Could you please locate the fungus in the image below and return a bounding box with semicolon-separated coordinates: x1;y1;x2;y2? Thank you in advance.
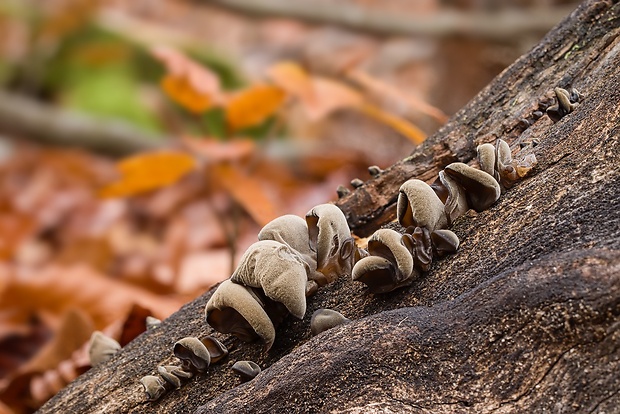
173;337;211;373
547;87;578;122
438;170;469;225
306;204;357;284
257;215;322;286
200;336;228;364
430;229;460;257
443;163;501;211
336;185;350;198
352;229;417;294
402;227;433;272
140;375;165;401
310;309;350;336
230;240;307;320
231;361;261;383
205;280;276;350
397;179;448;231
368;165;383;177
88;331;120;366
157;365;188;389
350;178;364;188
145;316;161;330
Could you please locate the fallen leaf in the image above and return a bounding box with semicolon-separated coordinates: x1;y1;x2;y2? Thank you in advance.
99;151;196;198
226;84;285;131
302;76;363;121
152;46;222;113
267;61;315;104
182;137;256;162
359;103;426;144
211;163;280;226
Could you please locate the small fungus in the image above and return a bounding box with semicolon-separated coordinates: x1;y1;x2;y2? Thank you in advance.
306;204;357;284
205;280;276;350
200;336;228;364
352;229;417;293
310;309;350;336
173;337;211;372
140;375;166;401
438;170;469;226
350;178;364;188
402;227;433;272
336;185;351;198
547;87;579;122
443;163;501;211
157;365;186;389
145;316;161;330
397;179;448;231
231;361;261;383
430;229;460;257
88;331;120;366
368;165;383;177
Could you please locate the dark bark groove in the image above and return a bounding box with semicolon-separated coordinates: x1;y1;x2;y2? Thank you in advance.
38;1;620;413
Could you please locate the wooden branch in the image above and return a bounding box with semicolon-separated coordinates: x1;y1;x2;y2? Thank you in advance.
37;1;620;412
0;91;165;157
206;0;575;41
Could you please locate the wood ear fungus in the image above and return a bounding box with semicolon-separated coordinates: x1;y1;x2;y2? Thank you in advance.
310;309;350;336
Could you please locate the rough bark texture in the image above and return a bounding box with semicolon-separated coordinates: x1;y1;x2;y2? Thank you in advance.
38;1;620;413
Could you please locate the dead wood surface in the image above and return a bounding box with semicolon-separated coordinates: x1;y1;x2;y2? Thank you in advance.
38;1;620;413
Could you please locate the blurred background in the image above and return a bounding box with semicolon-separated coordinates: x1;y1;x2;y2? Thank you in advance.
0;0;579;412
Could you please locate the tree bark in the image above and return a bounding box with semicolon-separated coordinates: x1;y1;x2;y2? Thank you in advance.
38;0;620;413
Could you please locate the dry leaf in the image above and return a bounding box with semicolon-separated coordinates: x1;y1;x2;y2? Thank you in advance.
359;103;426;144
226;84;285;131
151;46;222;113
99;151;196;198
211;163;280;227
302;77;363;121
267;61;315;104
182;137;256;162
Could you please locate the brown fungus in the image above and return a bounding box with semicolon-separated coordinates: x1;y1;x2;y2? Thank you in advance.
368;165;383;177
306;204;357;284
157;365;185;389
397;179;448;231
402;227;433;272
140;375;165;401
310;308;350;336
438;170;469;226
430;229;460;257
145;316;161;330
88;331;120;366
547;87;578;122
205;280;276;350
443;163;501;212
231;360;261;383
336;185;351;198
201;336;228;364
352;229;417;294
230;240;307;320
173;337;211;373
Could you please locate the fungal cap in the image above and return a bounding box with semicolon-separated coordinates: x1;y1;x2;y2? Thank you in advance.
438;170;469;226
205;280;276;350
140;375;165;401
231;240;307;319
402;227;433;272
173;337;211;372
145;316;161;330
306;204;355;283
88;331;120;366
444;163;501;211
231;360;261;382
201;336;229;364
157;365;183;389
430;229;460;257
310;308;350;336
397;179;448;231
367;229;414;280
476;143;497;178
352;256;414;294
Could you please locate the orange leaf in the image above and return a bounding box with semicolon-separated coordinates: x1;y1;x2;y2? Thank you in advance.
226;84;285;131
151;46;222;113
182;137;256;162
302;77;363;121
212;164;280;226
359;103;427;145
267;61;315;104
100;151;196;198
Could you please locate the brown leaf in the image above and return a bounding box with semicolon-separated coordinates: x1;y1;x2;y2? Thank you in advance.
225;84;285;131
